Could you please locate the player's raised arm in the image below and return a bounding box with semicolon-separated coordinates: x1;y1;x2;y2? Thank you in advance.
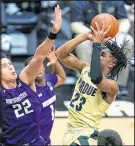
85;22;119;100
20;5;62;84
54;31;93;72
46;46;89;72
55;31;92;59
59;54;89;72
46;45;66;87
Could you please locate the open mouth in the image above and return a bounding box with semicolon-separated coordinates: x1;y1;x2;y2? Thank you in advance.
12;72;16;75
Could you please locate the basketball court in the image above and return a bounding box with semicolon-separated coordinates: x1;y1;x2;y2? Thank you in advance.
50;90;134;145
51;118;134;145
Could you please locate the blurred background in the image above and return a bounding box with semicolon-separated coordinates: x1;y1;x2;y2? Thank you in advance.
1;0;134;145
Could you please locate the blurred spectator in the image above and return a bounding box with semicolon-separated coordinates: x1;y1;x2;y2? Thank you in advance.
70;0;134;96
124;0;134;5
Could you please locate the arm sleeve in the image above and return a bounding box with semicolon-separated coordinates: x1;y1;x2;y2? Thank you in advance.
90;43;103;84
45;73;58;87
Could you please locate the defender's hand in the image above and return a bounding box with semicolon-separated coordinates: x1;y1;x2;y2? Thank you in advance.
46;45;58;66
51;5;62;34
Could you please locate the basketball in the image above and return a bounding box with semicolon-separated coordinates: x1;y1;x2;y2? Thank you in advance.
91;13;119;38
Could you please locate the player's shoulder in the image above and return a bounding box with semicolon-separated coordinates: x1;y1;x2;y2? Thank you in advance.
106;78;119;98
45;73;56;79
79;61;89;73
45;73;56;76
81;64;90;73
107;77;118;87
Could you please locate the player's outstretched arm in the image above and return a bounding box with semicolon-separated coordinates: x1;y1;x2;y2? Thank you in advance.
55;31;92;59
46;45;66;87
54;31;92;72
47;48;89;73
58;54;89;72
20;5;62;84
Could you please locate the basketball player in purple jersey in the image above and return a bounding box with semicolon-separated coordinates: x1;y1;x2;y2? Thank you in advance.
24;46;66;145
0;5;62;146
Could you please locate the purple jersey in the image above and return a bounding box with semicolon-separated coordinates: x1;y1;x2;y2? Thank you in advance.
36;73;58;145
0;76;42;145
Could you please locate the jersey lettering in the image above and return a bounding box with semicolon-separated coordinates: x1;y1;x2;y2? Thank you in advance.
50;104;55;120
78;79;97;96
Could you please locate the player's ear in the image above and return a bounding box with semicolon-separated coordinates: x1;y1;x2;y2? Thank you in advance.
109;61;116;68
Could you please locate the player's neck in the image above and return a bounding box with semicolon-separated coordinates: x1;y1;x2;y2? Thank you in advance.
2;80;17;89
35;77;46;86
102;67;111;77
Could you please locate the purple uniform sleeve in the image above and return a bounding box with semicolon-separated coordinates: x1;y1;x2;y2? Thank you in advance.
45;73;58;87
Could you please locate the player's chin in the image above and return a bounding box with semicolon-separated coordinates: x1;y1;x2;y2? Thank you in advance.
11;74;17;80
36;74;44;79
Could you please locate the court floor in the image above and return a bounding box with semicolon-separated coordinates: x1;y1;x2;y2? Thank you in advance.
51;118;134;145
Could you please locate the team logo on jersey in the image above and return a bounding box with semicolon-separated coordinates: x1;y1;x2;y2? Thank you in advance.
38;93;43;97
84;71;91;77
47;82;53;91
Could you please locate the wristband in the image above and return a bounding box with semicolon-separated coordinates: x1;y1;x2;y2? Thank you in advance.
93;43;107;51
48;32;57;40
93;43;102;50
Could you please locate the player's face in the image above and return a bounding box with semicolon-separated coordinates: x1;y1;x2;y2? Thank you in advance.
27;60;45;80
100;49;116;69
36;64;45;80
1;58;17;82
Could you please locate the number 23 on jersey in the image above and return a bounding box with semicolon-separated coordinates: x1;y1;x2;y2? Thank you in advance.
70;93;86;111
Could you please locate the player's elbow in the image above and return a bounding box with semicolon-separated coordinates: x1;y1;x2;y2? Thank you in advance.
56;76;66;87
60;78;65;85
55;49;66;59
60;72;67;85
61;72;66;83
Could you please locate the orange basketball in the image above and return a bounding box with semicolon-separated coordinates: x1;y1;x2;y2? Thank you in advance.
91;13;119;38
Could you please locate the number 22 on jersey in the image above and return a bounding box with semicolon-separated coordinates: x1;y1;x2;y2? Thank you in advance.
12;99;34;118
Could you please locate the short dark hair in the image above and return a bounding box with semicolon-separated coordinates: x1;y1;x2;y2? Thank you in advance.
24;56;33;67
103;39;130;79
24;56;47;67
97;129;122;145
0;53;8;60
